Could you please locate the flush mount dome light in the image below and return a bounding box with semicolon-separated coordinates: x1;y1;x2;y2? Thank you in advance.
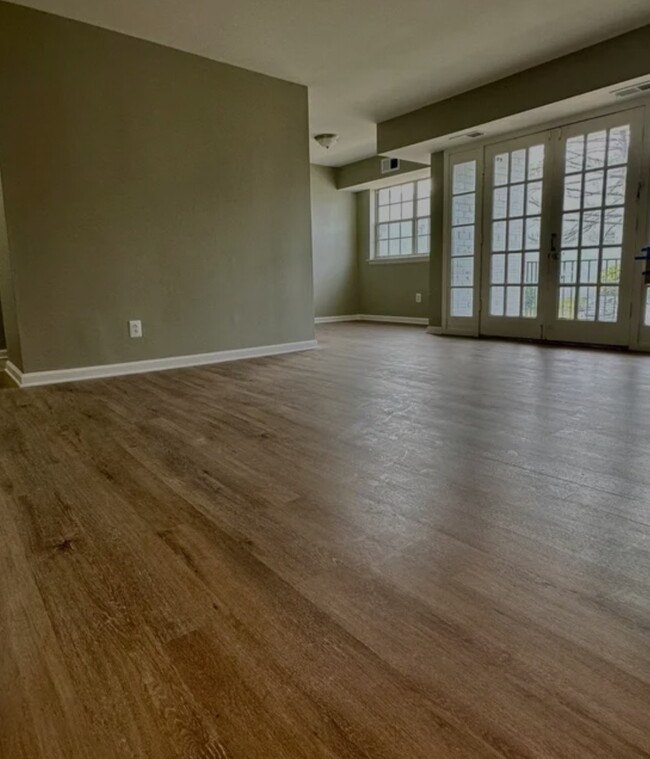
314;133;340;149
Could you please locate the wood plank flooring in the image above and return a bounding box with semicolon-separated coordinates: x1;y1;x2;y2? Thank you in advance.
1;322;649;758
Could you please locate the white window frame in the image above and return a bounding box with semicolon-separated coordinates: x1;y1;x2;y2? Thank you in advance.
373;178;431;262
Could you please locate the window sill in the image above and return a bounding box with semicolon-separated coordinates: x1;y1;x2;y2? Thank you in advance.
367;255;429;265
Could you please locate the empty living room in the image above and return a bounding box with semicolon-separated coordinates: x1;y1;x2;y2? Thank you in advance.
1;0;650;757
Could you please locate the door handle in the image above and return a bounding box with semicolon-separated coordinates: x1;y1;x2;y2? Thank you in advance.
635;245;650;284
550;233;559;260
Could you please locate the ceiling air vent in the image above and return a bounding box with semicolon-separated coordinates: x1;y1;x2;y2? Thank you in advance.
613;81;650;98
381;157;400;174
448;131;485;141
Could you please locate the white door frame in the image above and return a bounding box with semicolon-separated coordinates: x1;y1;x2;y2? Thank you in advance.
632;108;650;350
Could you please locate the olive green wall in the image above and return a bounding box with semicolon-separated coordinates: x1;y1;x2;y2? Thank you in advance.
311;169;432;321
0;2;313;373
356;192;429;319
378;24;650;153
0;303;5;351
0;171;19;361
336;156;428;190
311;166;359;317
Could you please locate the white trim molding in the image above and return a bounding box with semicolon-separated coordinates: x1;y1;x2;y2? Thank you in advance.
359;314;428;325
427;326;479;337
4;360;22;387
315;314;428;326
367;256;429;265
314;315;360;324
5;339;317;389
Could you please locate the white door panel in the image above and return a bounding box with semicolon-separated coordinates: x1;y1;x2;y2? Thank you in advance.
444;148;483;334
480;132;552;339
544;110;644;346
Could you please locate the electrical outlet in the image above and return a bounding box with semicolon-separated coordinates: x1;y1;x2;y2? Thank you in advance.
129;320;143;339
415;292;422;303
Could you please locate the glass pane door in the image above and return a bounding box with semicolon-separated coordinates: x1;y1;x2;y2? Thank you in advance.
545;110;643;345
446;106;647;347
480;133;551;339
444;147;482;334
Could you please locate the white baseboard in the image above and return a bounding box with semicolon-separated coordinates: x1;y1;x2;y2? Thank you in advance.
4;360;21;386
5;339;317;389
315;314;428;326
427;326;479;337
314;315;360;324
359;314;429;326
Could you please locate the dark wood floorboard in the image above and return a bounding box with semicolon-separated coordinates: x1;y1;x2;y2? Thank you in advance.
1;323;649;758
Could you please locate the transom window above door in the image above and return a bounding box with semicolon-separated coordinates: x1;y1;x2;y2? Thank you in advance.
375;179;431;259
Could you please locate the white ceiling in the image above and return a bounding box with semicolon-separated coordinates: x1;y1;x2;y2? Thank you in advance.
9;0;650;167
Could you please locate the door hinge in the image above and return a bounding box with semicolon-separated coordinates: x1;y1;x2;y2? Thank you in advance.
637;181;643;201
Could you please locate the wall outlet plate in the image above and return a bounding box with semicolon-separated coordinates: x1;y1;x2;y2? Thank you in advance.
129;320;143;339
415;293;422;303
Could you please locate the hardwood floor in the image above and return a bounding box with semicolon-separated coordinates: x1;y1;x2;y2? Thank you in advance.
1;322;649;758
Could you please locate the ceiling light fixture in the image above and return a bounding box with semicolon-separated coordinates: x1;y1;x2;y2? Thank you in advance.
314;133;340;150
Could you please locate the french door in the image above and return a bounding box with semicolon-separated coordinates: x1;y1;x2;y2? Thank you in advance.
544;110;643;345
480;132;552;339
471;107;646;347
